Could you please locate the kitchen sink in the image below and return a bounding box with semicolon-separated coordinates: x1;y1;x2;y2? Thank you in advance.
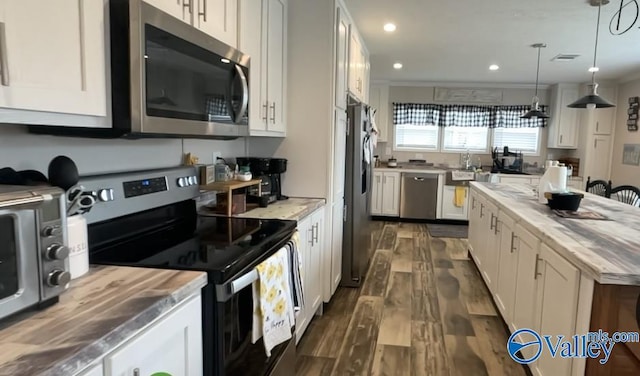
444;170;473;186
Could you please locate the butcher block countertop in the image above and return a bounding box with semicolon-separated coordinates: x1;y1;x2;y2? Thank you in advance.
471;182;640;285
0;266;207;376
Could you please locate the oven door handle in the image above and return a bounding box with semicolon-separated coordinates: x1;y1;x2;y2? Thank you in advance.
216;269;259;302
0;195;45;209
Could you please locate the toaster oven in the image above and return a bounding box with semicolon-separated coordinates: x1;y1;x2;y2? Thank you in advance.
0;186;69;320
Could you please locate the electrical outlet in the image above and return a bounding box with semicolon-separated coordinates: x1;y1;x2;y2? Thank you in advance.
212;152;221;164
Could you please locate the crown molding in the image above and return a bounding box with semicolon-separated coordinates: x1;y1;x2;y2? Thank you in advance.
371;80;551;90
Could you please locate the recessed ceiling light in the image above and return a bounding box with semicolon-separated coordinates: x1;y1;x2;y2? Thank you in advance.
489;64;500;71
383;23;396;32
588;66;600;72
221;58;231;64
393;62;403;69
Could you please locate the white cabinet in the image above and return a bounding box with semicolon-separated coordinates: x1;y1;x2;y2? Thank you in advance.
592;86;616;135
147;0;237;47
104;295;203;376
195;0;238;47
534;243;580;376
494;211;515;322
480;199;500;293
295;207;325;344
347;27;368;103
441;185;469;220
583;133;613;181
371;171;400;216
78;364;103;376
369;85;389;142
468;191;482;258
239;0;287;136
547;84;580;149
335;5;349;110
0;0;107;117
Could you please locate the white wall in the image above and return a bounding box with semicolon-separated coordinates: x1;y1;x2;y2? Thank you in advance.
611;77;640;186
374;85;550;168
0;124;246;176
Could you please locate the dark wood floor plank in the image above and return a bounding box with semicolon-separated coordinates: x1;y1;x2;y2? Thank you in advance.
378;272;412;346
392;237;414;272
371;344;411;376
361;250;392;297
471;315;528;376
411;321;449;376
435;267;475;336
296;355;336;376
332;296;385;375
412;233;432;263
452;260;497;316
378;224;398;250
444;335;489;376
412;262;440;322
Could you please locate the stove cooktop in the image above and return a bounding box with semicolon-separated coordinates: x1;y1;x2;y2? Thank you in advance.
89;215;297;284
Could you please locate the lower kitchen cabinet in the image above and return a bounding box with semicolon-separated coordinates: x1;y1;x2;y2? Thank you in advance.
479;199;500;293
371;171;400;216
533;243;580;376
468;191;482;259
441;185;469;220
295;207;325;344
104;295;203;376
74;294;203;376
494;211;516;322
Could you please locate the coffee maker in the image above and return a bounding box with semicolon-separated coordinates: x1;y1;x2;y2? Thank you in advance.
236;157;288;206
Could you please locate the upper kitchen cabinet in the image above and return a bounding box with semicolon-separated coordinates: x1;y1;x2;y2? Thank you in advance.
592;86;617;135
347;26;369;103
146;0;237;47
547;84;580;149
0;0;107;118
239;0;287;136
369;84;389;142
334;4;349;110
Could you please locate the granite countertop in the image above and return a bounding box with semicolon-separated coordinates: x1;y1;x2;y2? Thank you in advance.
471;182;640;285
234;197;325;221
0;266;207;376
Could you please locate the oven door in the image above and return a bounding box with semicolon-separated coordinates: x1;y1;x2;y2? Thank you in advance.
214;269;295;376
127;1;250;138
0;211;40;319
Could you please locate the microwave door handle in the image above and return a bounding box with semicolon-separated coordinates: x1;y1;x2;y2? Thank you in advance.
233;64;249;124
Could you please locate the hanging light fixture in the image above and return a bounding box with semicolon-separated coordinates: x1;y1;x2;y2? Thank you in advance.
567;0;615;109
522;43;549;119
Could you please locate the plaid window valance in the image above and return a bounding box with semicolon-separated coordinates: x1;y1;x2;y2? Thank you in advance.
392;103;547;128
393;103;441;126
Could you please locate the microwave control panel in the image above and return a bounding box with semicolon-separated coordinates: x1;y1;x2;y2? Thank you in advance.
123;177;168;198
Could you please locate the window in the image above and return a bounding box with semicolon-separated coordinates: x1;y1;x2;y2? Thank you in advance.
442;126;489;152
493;127;541;155
395;124;439;151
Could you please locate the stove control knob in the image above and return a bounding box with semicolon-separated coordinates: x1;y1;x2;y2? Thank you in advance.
187;176;196;186
98;188;114;202
177;177;187;187
191;176;198;185
47;244;69;260
41;226;62;238
47;270;71;287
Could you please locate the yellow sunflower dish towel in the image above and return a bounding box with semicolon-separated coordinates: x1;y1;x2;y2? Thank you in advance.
251;248;294;356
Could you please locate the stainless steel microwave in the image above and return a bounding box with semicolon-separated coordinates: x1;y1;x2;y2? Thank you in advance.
32;0;250;139
0;186;70;320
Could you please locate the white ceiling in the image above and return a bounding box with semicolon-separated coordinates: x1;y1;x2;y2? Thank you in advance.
344;0;640;85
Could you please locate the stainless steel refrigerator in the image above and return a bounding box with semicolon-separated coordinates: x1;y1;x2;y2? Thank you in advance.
341;103;374;287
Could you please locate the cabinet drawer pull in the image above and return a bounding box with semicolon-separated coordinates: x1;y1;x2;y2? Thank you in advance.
183;0;192;14
494;219;500;235
0;23;9;86
270;102;276;123
594;139;597;148
510;233;517;253
534;254;542;279
198;0;207;21
308;228;314;245
490;213;496;230
313;223;319;243
480;203;484;218
262;102;269;121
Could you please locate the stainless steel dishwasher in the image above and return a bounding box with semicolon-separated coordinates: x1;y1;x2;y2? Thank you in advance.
400;173;439;219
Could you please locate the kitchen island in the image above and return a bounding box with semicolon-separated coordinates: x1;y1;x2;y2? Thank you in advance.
469;182;640;376
0;266;207;376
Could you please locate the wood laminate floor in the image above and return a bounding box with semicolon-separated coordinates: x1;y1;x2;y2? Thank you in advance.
296;222;529;376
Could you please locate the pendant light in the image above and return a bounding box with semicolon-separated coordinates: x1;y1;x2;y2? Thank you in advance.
522;43;549;119
567;0;615;109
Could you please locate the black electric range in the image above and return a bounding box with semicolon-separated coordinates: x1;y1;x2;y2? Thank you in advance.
80;167;297;376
